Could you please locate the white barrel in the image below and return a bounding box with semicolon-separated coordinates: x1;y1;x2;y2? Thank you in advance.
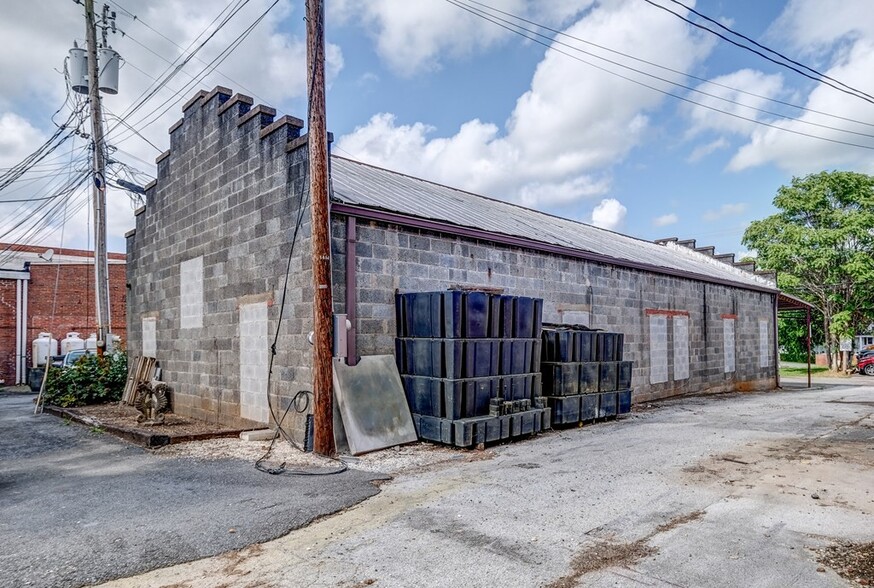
32;333;59;367
98;48;119;95
68;47;88;94
61;332;86;354
85;333;99;352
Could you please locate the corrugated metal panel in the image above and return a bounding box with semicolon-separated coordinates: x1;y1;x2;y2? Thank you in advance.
330;156;773;291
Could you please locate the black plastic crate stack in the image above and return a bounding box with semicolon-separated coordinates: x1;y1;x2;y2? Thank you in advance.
540;325;633;426
395;290;551;447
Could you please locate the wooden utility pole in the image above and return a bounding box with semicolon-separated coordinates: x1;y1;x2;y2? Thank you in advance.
84;0;111;356
306;0;335;456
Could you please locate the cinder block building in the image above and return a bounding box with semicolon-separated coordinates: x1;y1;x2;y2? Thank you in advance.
0;244;126;385
125;87;780;431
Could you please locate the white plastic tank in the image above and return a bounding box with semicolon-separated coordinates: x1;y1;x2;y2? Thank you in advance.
85;333;98;352
32;333;59;368
98;48;119;95
61;332;86;355
68;46;88;94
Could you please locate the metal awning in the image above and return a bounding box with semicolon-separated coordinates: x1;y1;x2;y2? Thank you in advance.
776;292;817;388
778;292;816;312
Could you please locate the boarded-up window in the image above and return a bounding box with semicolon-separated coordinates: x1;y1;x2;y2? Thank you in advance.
239;302;268;424
180;256;203;329
649;314;668;384
759;320;769;368
673;315;689;380
724;318;736;373
142;317;156;358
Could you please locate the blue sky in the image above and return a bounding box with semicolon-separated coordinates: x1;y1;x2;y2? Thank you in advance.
1;0;873;256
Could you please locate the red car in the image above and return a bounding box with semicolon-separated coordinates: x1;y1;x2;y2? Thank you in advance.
857;353;874;376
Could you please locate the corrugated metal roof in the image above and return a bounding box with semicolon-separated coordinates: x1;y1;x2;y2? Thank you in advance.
330;156;775;292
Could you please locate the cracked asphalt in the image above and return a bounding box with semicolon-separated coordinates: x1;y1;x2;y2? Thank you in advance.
0;393;385;588
96;378;874;588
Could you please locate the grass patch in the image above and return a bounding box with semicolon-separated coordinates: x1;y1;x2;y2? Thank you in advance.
779;365;832;377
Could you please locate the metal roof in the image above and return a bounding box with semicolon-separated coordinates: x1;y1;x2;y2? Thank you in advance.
330;156;777;293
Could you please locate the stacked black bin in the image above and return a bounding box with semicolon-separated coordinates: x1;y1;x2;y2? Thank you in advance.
396;290;551;447
540;325;633;426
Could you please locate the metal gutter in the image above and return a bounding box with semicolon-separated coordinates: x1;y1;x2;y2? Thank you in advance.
331;203;780;295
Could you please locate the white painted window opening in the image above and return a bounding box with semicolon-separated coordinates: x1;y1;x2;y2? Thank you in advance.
759;320;769;368
142;317;157;358
649;314;668;384
724;318;736;373
179;256;204;329
239;301;269;424
673;315;690;381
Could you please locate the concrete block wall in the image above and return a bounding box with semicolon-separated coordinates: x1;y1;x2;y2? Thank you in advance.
126;87;314;432
127;85;776;431
333;218;777;402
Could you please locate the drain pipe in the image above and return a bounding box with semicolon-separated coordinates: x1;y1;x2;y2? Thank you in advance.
15;279;22;385
345;216;357;365
22;276;28;383
773;293;780;389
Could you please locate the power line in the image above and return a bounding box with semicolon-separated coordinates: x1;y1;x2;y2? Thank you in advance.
108;0;268;104
461;0;874;131
110;0;280;147
454;0;874;139
641;0;874;106
103;105;162;152
663;0;874;104
112;0;251;126
446;0;874;151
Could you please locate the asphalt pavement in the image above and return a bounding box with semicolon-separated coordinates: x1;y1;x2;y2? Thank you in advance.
0;392;384;588
98;379;874;588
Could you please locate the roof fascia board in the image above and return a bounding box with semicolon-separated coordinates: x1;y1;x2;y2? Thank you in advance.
331;203;778;295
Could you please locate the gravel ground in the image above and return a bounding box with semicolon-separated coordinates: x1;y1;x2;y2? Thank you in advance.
818;541;874;586
155;436;494;475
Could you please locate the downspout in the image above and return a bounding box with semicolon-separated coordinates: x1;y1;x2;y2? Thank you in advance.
773;293;780;389
345;216;357;365
15;279;22;385
22;276;28;383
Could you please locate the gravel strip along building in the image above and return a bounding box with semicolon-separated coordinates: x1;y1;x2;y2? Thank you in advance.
126;87;779;434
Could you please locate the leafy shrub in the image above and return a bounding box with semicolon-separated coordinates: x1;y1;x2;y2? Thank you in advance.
44;352;128;407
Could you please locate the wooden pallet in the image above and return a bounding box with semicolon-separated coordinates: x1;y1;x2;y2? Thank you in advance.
121;356;157;405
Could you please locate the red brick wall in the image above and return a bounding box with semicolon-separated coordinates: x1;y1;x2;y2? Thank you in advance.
0;262;126;385
25;264;127;356
0;279;19;384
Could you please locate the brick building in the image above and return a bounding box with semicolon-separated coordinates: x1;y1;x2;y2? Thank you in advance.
125;87;780;432
0;244;126;385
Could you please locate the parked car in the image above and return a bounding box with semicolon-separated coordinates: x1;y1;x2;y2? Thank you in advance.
857;353;874;376
855;348;874;364
51;349;92;369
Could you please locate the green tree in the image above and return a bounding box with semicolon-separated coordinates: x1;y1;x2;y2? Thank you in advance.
743;171;874;370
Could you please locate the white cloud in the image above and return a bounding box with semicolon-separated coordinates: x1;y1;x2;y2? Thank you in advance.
591;198;627;230
653;213;678;227
337;0;716;210
718;0;874;174
769;0;874;53
331;0;594;77
702;203;746;221
0;113;46;168
0;0;334;251
686;138;729;163
684;69;785;137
